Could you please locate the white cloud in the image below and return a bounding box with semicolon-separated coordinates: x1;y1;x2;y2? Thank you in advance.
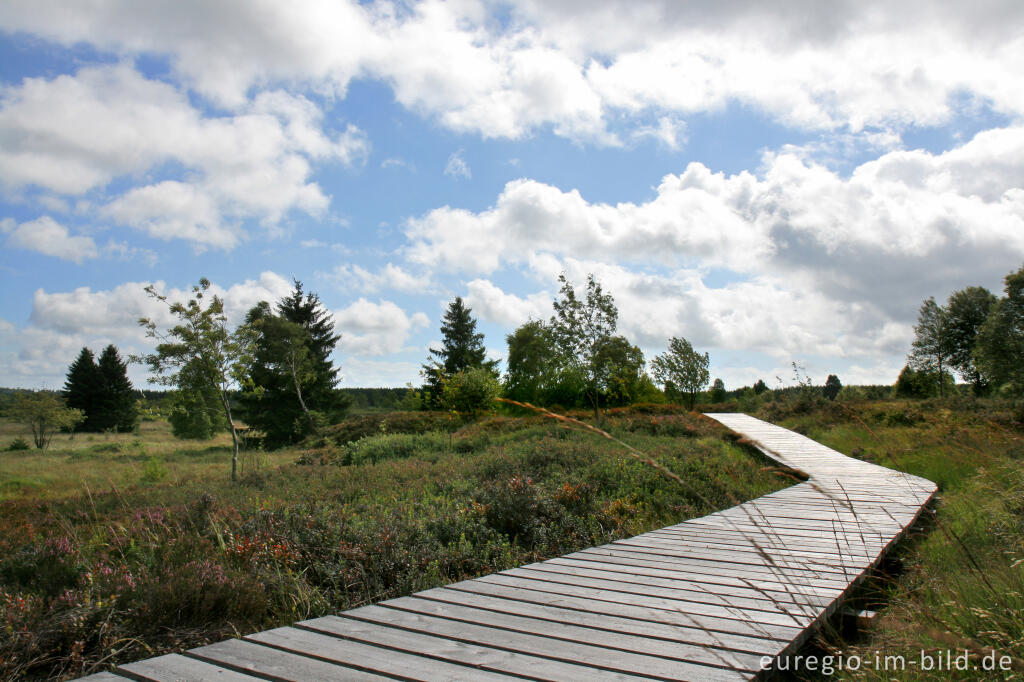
329;263;435;294
630;115;687;150
463;279;552;327
0;64;367;248
381;157;416;171
1;272;296;388
2;1;1022;144
443;150;471;179
3;216;99;263
333;298;429;355
406;127;1024;318
339;358;423;388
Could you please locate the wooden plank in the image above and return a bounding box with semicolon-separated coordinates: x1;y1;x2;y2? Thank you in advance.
117;654;261;681
527;560;836;608
446;579;797;642
652;524;885;555
381;596;767;673
295;616;656;681
680;518;890;543
571;547;856;588
187;638;386;681
727;501;909;522
635;531;877;562
684;515;893;537
415;586;789;656
714;510;904;533
488;570;815;628
344;603;750;681
476;573;808;636
605;539;863;577
74;674;129;681
248;625;523;681
552;554;843;602
504;565;820;619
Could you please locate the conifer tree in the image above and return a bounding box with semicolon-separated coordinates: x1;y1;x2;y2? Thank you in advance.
422;297;496;407
96;344;138;432
240;281;348;447
63;347;102;431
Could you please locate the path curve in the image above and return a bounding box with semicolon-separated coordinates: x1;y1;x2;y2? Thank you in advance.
81;414;937;681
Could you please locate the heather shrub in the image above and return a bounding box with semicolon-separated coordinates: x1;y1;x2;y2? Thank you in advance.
322;411;454;445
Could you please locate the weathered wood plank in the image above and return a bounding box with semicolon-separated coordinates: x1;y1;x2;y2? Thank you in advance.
508;564;822;617
474;574;808;636
343;603;749;681
634;531;877;562
248;625;521;681
524;560;836;608
117;654;261;681
187;638;386;681
605;539;864;577
553;554;844;602
415;586;789;656
296;616;656;680
570;548;856;588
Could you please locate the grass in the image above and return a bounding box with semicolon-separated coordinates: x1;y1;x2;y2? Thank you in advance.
762;397;1024;680
0;420;294;503
0;406;787;680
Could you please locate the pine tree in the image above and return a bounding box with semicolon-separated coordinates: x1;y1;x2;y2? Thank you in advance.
421;297;495;407
96;344;138;432
63;347;102;431
240;281;348;448
823;374;842;401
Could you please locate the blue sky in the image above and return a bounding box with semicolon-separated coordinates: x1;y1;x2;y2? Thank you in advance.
1;0;1023;390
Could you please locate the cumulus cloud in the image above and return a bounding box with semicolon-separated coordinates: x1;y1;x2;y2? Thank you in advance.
2;216;99;263
333;298;429;355
0;272;294;388
329;263;435;294
0;64;367;248
407;127;1024;318
2;1;1022;143
339;358;424;388
463;279;552;328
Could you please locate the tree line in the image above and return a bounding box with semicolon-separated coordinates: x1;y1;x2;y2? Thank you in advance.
419;273;715;418
902;263;1024;397
23;262;1019;470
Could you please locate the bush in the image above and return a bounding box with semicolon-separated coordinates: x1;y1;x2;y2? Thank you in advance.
347;432;450;465
5;437;30;451
322;411;454;445
168;389;224;439
441;368;500;416
141;457;169;483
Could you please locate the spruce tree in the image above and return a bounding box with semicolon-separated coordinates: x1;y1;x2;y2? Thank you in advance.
97;344;138;432
422;297;495;407
240;281;348;448
63;347;102;431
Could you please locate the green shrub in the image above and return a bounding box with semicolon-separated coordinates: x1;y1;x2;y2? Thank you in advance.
441;368;500;416
347;432;449;465
5;437;30;451
141;457;169;483
322;411;454;445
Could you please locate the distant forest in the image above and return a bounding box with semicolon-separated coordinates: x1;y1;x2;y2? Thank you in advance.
0;386;409;416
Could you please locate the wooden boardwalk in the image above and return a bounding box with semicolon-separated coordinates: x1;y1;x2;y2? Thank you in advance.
81;414;936;681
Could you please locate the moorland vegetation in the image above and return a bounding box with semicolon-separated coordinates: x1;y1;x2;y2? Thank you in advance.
1;264;1023;679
